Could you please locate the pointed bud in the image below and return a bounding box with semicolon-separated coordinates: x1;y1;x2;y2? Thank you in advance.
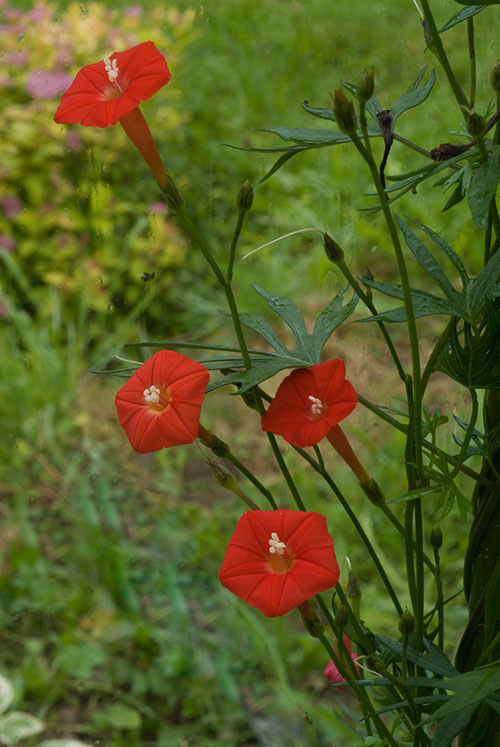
399;609;415;636
430;525;443;550
323;233;344;263
332;88;357;134
356;66;375;103
334;605;349;630
198;426;230;458
206;458;237;492
490;64;500;94
298;600;324;638
361;266;374;303
360;478;385;506
467;112;485;138
236;181;254;212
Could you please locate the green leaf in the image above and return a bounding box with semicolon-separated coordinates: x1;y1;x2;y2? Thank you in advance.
257;126;350;146
0;678;13;717
455;0;499;5
431;705;477;747
391;68;436;123
439;6;487;33
421;664;500;725
358;284;456;323
442;182;465;212
468;241;500;316
396;216;461;302
408;219;469;286
207;286;357;393
91;704;141;731
259;149;307;182
374;635;458;677
301;101;335;122
468;147;500;229
0;712;44;746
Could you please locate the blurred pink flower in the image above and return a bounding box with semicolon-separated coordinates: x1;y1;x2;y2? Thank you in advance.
0;235;16;252
149;201;167;215
3;52;28;64
2;196;23;218
66;131;82;151
324;653;359;689
124;6;143;17
26;71;73;99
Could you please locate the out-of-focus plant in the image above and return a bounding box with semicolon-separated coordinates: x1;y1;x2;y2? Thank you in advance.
0;0;194;338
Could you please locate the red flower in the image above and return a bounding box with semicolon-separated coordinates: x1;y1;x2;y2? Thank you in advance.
261;359;358;448
218;509;339;617
54;41;171;128
54;42;171;183
115;350;209;453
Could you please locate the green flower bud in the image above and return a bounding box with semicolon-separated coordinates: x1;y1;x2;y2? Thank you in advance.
236;180;254;212
323;233;344;263
334;605;349;630
399;609;416;637
332;88;357;134
490;64;500;95
467;112;485;138
430;525;443;550
360;478;385;506
206;458;237;492
356;66;375;103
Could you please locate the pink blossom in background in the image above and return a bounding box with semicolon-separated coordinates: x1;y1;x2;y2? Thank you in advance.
1;196;23;218
26;71;73;99
124;6;143;17
29;4;52;23
149;201;167;215
0;235;16;252
66;131;82;151
3;52;28;65
324;653;359;689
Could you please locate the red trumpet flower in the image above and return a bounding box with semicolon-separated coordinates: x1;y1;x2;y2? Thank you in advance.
219;509;339;617
115;350;209;453
54;41;171;183
261;359;358;448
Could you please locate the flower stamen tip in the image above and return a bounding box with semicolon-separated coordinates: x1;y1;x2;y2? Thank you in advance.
143;385;161;404
104;55;119;83
269;532;286;555
308;395;325;417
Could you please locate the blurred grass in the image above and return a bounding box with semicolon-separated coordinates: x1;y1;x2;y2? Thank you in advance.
0;0;497;744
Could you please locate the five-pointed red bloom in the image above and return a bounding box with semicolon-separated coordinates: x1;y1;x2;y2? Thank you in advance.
115;350;209;453
54;41;171;128
219;509;339;617
261;359;358;448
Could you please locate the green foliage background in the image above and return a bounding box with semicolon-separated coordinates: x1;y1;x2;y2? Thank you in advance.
1;0;498;744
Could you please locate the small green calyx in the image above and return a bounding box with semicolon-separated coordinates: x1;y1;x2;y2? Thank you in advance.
206;458;237;491
236;180;254;212
490;64;500;94
334;605;349;630
356;66;375;103
467;112;485;138
332;88;357;134
360;478;385;506
399;609;416;636
323;233;344;263
430;525;443;550
160;172;184;211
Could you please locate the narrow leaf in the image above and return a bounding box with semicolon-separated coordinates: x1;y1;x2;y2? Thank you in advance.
239;312;290;354
439;6;487;33
391;68;436;122
259;149;307;182
431;705;477;747
312;288;358;352
468;147;500;229
468;242;500;317
250;284;310;347
408;219;469;286
301;101;335;121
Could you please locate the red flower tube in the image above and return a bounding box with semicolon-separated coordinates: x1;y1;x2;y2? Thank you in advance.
219;509;339;617
54;41;171;184
261;359;358;449
115;350;209;453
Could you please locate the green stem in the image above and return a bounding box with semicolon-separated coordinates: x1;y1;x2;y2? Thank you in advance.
433;547;444;650
227;211;245;282
468;18;476;110
405;502;418;618
334;584;375;654
420;0;469;115
265;431;306;510
449;389;479;480
337;257;407;383
294;446;403;615
415;499;425;650
225;452;278;509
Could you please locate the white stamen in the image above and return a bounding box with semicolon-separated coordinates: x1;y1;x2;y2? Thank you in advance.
104;56;119;83
269;532;286;556
308;395;324;416
143;385;161;404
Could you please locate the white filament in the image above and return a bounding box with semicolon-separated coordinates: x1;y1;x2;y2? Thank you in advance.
269;532;286;556
104;56;119;83
143;385;161;404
